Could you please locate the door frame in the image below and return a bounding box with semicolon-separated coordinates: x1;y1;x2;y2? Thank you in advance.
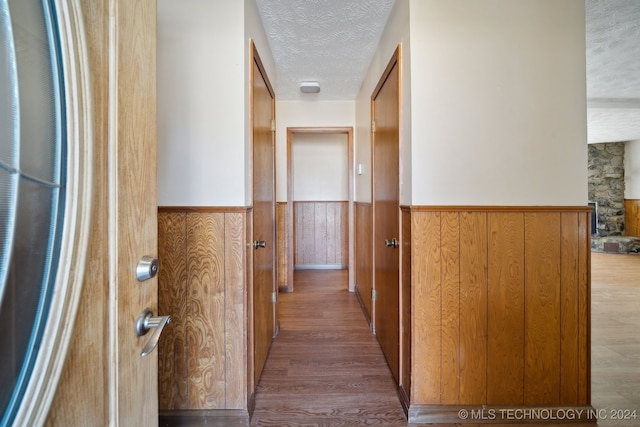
286;127;354;292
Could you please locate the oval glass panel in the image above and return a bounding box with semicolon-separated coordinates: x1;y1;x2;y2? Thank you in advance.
0;0;66;424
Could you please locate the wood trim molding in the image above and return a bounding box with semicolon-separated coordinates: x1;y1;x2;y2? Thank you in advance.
408;405;596;424
404;205;593;213
287;127;354;134
159;206;252;214
372;46;400;100
293;200;349;203
250;40;275;99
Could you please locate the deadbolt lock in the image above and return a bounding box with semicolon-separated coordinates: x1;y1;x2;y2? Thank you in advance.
136;256;159;281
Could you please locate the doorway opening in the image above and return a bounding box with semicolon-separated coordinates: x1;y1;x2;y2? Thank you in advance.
286;127;354;292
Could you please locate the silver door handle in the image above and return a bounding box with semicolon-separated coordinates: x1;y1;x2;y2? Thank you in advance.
135;308;171;357
385;238;399;249
254;240;266;249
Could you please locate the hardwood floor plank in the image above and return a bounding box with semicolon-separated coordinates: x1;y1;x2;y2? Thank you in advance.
590;253;640;427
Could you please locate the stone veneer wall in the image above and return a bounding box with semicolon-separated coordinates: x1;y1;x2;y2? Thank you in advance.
588;142;625;236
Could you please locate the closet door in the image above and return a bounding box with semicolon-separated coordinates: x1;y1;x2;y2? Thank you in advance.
252;44;277;386
372;50;400;382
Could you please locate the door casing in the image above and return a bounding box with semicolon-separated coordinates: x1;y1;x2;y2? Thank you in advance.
286;127;355;292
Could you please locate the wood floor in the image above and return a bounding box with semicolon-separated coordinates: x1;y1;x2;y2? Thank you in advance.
163;253;640;426
251;269;408;426
590;253;640;427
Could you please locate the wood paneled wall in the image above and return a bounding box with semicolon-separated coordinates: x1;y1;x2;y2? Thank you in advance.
355;203;373;321
276;203;289;290
158;208;249;411
294;201;348;268
625;199;640;237
407;207;591;418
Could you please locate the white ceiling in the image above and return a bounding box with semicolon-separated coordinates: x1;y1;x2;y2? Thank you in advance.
256;0;640;143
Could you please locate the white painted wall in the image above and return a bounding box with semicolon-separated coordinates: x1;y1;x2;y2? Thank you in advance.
157;0;244;206
159;0;587;208
409;0;587;206
355;0;411;204
157;0;276;207
244;0;277;206
292;134;349;201
275;101;355;201
625;140;640;199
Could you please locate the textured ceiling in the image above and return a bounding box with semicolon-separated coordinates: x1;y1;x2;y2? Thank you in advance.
255;0;394;101
256;0;640;143
586;0;640;143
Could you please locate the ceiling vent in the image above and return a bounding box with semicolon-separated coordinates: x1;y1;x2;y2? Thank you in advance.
300;81;320;93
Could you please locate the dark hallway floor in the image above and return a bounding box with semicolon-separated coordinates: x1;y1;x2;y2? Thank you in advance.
250;269;407;425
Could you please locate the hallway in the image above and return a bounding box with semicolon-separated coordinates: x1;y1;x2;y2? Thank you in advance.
250;269;407;425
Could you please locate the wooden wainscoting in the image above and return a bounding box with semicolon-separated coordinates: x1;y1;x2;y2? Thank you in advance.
407;206;591;423
158;208;249;412
277;202;289;290
625;199;640;237
355;202;373;322
294;201;348;269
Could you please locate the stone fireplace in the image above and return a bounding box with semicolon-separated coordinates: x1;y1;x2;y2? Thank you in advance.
588;141;640;253
588;142;625;236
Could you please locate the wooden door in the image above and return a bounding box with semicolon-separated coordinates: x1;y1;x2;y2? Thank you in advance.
252;46;276;385
372;51;400;382
46;1;159;425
